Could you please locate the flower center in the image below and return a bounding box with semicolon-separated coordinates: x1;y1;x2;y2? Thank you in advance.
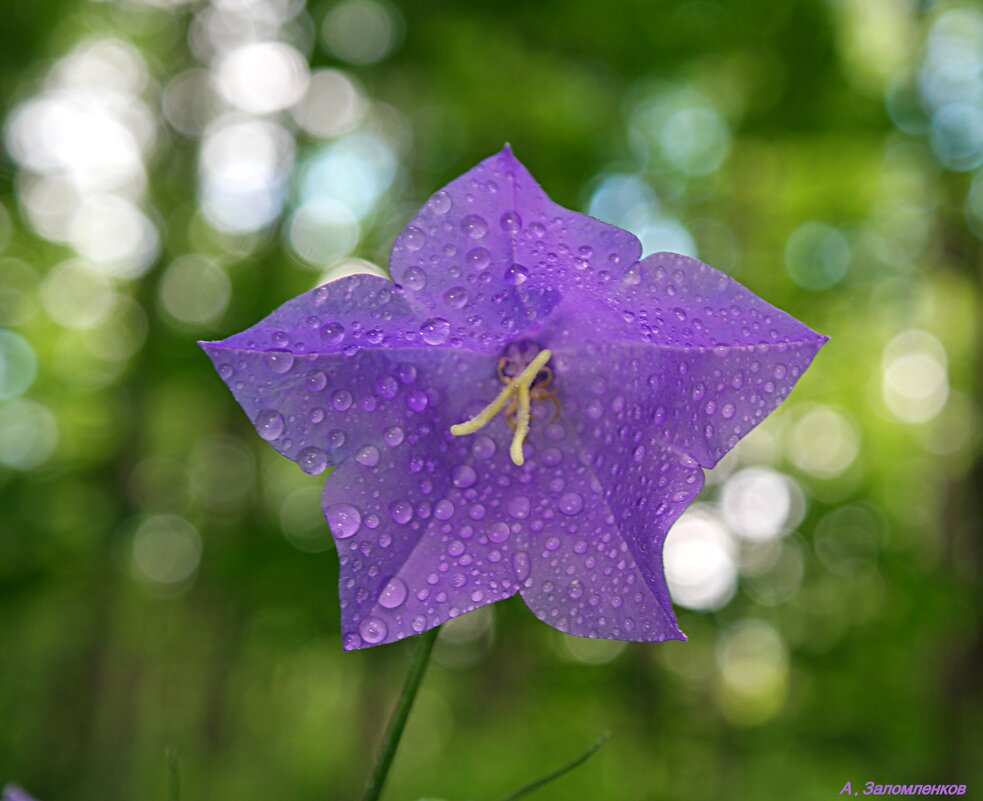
450;345;560;466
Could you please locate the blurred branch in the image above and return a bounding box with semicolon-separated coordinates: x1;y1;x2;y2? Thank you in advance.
495;732;610;801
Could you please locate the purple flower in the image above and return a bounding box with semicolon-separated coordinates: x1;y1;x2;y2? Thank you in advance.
3;785;38;801
202;146;826;650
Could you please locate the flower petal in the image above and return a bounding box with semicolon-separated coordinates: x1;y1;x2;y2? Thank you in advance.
323;350;528;649
390;146;641;347
201;273;495;473
512;413;703;642
544;252;827;466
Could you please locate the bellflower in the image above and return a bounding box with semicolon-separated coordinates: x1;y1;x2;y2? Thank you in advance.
202;146;826;650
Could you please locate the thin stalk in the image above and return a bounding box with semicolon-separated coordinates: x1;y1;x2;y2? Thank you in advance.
496;732;611;801
361;627;440;801
165;746;179;801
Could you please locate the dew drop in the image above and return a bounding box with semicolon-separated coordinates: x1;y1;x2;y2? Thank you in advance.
310;408;325;423
471;436;496;459
359;616;388;645
406;388;428;412
434;499;455;520
404;266;427;291
306;371;327;392
327;429;346;449
355;445;380;467
265;351;295;374
319;322;345;345
378;577;408;609
332;389;353;411
452;464;477;488
326;504;361;539
500;210;522;233
466;246;491;269
461;214;488;239
376;375;398;399
448;539;466;557
412;614;428;632
503;263;529;286
443;286;468;309
298;446;327;475
513;551;531;583
384;426;405;447
403;226;426;251
419;316;450;345
488;521;510;543
428;190;452;214
388;500;412;524
507;496;530;519
558;492;584;516
255;409;285;441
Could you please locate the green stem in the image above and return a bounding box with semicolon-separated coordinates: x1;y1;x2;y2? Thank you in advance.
496;732;610;801
165;746;179;801
361;627;440;801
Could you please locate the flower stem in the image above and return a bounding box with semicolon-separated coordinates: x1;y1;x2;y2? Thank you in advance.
361;626;440;801
495;732;610;801
165;746;180;801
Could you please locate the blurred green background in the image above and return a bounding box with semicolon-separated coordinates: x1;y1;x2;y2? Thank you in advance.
1;0;982;799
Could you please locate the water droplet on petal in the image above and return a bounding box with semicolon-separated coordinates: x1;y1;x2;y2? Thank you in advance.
428;190;452;214
378;577;408;609
419;317;450;345
298;446;327;474
265;351;295;374
388;500;412;524
384;426;405;447
466;247;491;269
255;409;285;441
327;429;346;449
503;263;529;285
448;539;466;557
471;436;496;459
406;388;428;412
376;375;398;399
332;390;353;411
326;503;361;538
513;551;531;583
355;445;380;467
507;496;530;519
488;521;510;543
434;499;455;520
403;226;426;251
306;371;327;391
500;210;522;233
412;614;428;632
443;286;468;309
359;616;388;644
404;266;427;291
558;492;584;516
461;214;488;239
452;464;477;488
319;322;345;345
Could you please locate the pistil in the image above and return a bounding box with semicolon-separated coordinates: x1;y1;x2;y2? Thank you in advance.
450;348;553;466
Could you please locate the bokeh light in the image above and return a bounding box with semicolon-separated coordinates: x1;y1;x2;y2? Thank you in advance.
664;506;737;611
